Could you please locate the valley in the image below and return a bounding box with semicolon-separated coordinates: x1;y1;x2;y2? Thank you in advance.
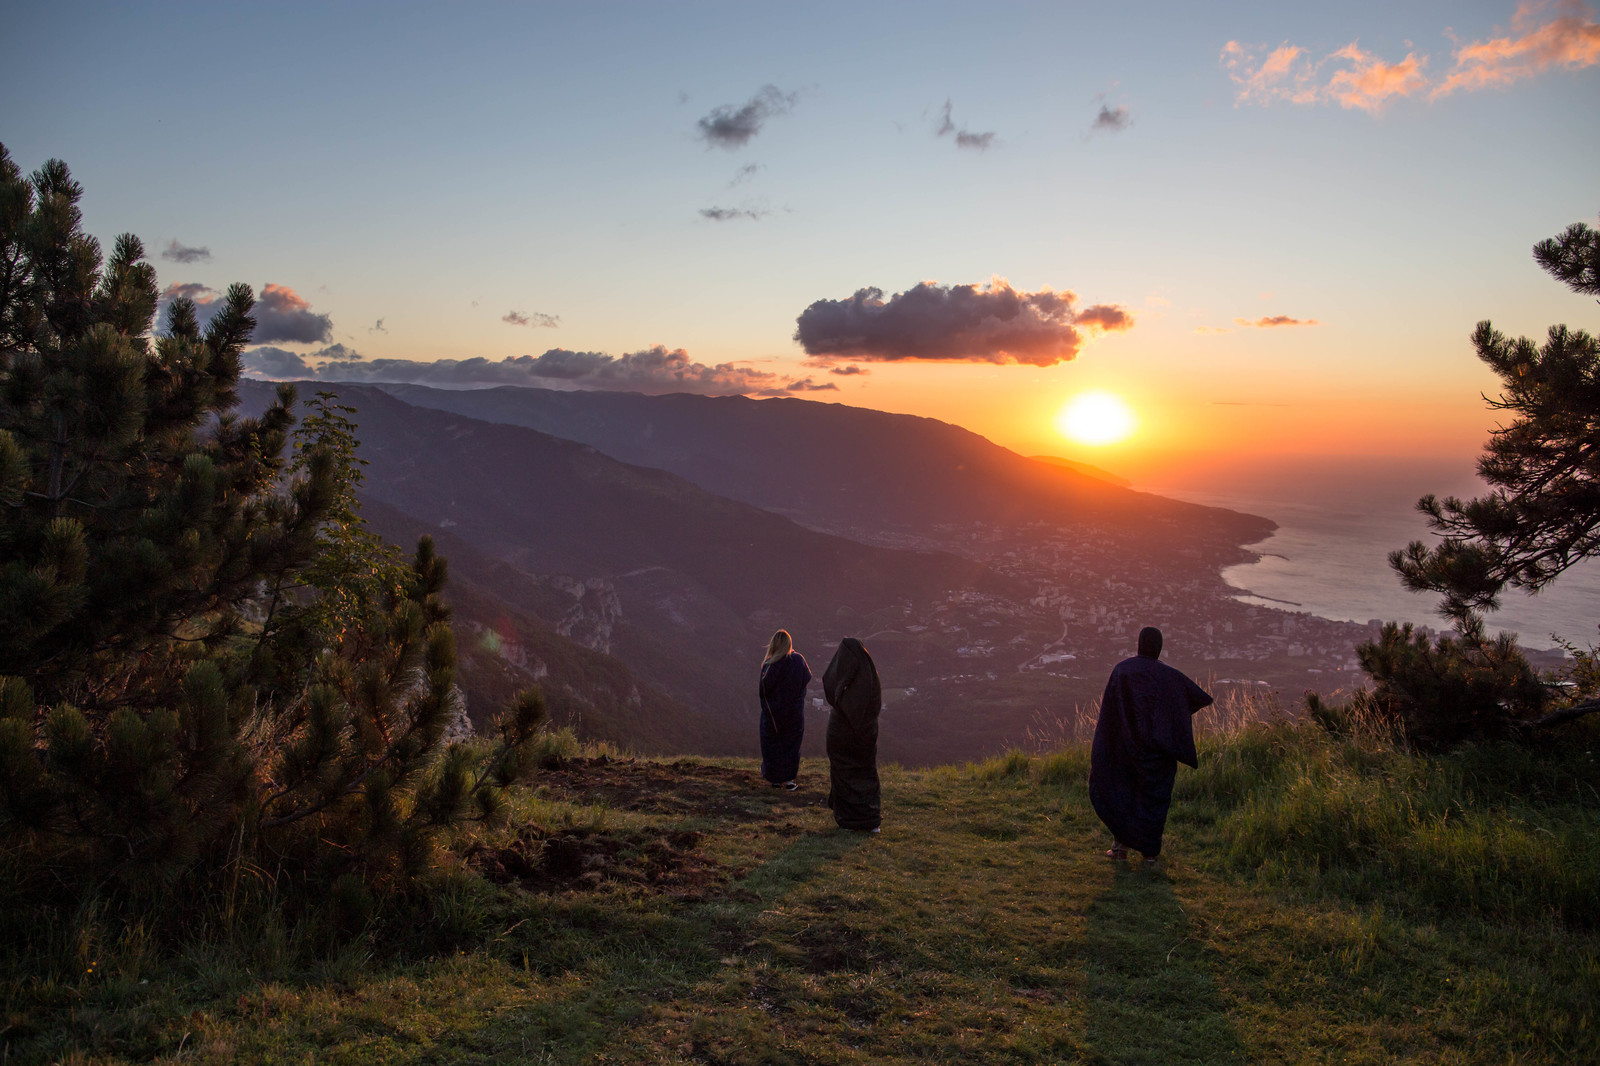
242;381;1549;765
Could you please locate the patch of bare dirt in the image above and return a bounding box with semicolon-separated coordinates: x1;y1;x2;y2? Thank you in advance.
466;825;720;897
467;757;822;898
535;756;821;823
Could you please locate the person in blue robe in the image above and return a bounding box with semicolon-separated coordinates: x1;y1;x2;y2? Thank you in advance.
823;636;882;831
1089;627;1213;863
759;629;811;790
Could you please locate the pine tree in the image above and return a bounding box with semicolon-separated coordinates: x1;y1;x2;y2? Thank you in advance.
1391;220;1600;624
1353;220;1600;743
0;144;544;904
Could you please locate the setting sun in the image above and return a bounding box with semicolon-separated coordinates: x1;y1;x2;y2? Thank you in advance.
1055;392;1137;446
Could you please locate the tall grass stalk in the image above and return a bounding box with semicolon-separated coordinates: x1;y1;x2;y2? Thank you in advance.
1024;678;1282;753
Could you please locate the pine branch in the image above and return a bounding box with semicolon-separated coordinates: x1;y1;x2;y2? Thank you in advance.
1519;699;1600;732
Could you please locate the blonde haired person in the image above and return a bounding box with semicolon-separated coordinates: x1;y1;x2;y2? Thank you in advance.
758;629;812;791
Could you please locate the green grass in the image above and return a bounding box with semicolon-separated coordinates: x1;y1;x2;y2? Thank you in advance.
4;720;1598;1064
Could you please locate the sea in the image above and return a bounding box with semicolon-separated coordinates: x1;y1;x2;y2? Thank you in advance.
1142;456;1599;652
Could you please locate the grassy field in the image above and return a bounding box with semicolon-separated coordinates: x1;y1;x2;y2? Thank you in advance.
4;719;1598;1064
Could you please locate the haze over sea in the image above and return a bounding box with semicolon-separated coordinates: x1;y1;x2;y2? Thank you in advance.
1145;456;1600;651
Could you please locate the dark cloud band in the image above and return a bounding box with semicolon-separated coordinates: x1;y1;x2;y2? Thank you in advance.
794;278;1133;366
241;342;363;379
241;345;826;397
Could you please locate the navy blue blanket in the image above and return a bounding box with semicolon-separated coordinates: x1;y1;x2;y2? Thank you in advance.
1089;654;1213;856
823;637;882;830
759;651;811;784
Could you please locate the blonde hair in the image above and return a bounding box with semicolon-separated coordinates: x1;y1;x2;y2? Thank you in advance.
764;629;793;664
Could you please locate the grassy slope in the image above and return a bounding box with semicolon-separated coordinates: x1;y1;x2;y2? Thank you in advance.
7;725;1598;1065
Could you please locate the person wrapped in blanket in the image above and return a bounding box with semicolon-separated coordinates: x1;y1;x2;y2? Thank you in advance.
1089;627;1213;864
758;629;811;791
822;637;882;832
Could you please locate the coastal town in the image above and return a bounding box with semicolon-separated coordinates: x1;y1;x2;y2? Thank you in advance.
811;515;1567;761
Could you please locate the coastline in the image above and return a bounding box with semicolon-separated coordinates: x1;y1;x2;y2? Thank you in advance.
1154;483;1597;649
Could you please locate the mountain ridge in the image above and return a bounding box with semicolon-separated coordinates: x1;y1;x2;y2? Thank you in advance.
366;382;1273;551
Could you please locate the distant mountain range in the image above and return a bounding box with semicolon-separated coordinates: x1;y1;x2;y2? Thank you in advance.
240;380;1278;764
370;383;1269;551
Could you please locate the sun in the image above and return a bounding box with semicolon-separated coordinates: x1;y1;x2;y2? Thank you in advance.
1055;392;1137;446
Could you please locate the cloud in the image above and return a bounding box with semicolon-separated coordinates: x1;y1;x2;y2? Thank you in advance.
162;282;217;302
160;239;211;264
254;283;333;344
828;364;869;376
1221;38;1428;112
793;278;1134;367
1222;41;1317;105
729;163;763;187
369;318;388;333
1091;104;1133;133
1323;43;1432;110
311;342;363;361
1222;2;1600;112
503;310;560;327
1234;315;1321;327
252;345;826;397
697;85;798;149
1194;326;1232;335
1435;0;1600;95
935;101;997;151
240;342;365;379
241;346;313;377
700;205;769;222
1075;304;1134;331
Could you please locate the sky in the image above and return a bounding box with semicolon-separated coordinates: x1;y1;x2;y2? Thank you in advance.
3;0;1597;489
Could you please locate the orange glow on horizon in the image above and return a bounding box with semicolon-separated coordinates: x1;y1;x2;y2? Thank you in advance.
787;346;1501;492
